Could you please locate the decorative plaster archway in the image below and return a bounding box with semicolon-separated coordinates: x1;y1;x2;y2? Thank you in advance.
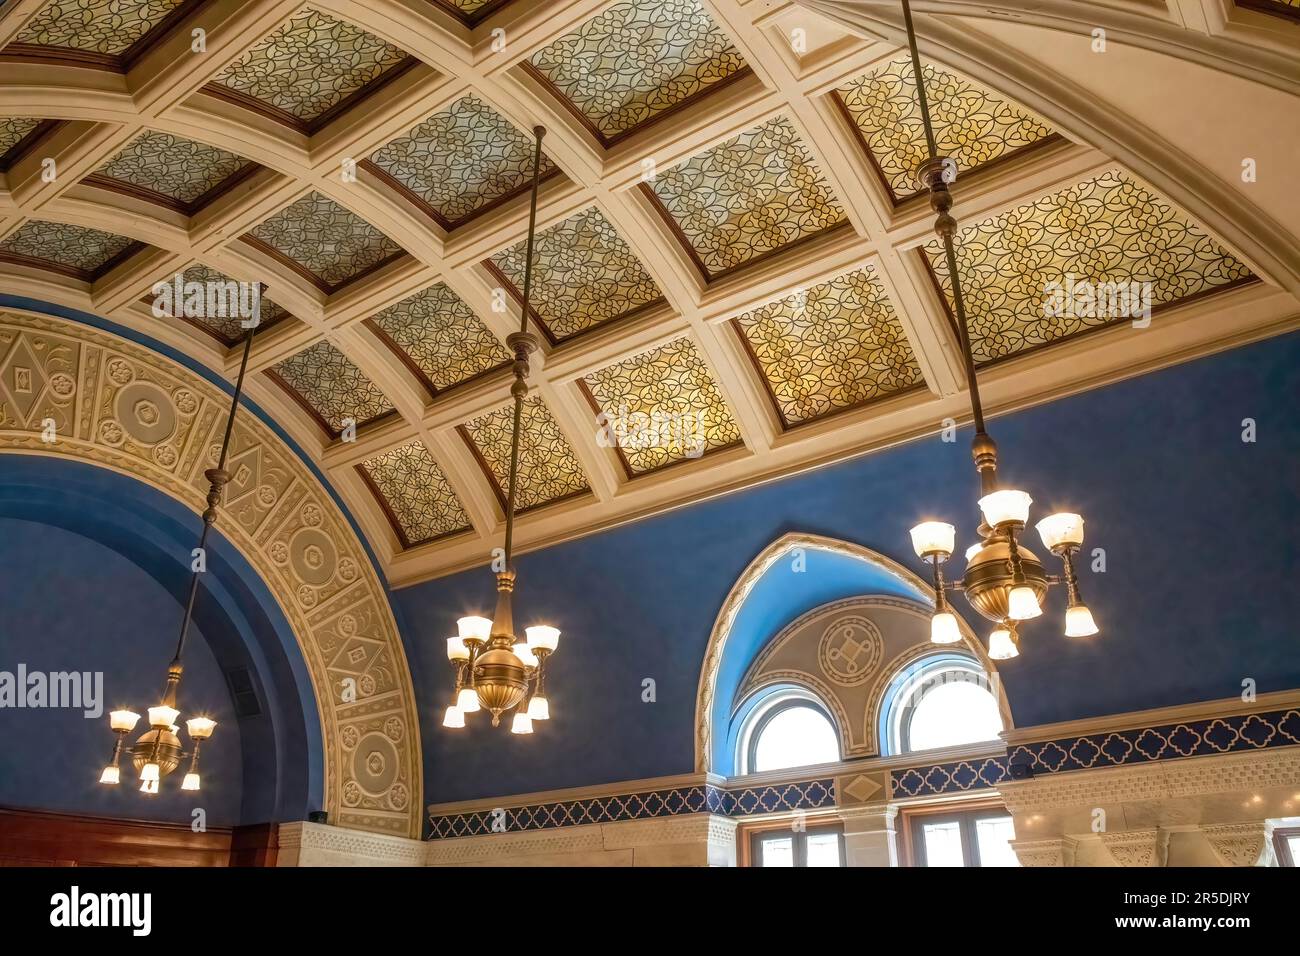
0;308;422;838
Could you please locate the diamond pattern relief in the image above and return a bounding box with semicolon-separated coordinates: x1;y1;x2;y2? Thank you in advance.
648;116;846;278
734;265;923;426
528;0;748;143
0;118;40;156
270;340;394;436
368;95;557;229
246;192;404;290
487;207;663;342
147;264;290;346
359;440;472;547
460;395;590;512
91;130;254;208
210;10;411;125
582;337;741;475
367;283;508;396
923;171;1254;364
12;0;186;56
0;220;138;277
836;58;1057;203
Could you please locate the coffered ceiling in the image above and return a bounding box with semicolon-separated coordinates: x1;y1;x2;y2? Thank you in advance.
0;0;1297;586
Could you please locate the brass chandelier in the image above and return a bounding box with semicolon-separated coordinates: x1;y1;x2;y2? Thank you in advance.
97;319;260;792
441;125;560;734
897;0;1099;660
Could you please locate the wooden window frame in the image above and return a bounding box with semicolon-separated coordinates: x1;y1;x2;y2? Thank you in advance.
900;798;1014;867
1273;826;1300;867
742;819;846;867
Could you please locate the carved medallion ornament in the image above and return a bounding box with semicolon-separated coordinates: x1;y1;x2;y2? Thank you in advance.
0;311;422;837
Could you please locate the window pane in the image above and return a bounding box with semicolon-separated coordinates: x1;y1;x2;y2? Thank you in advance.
921;821;965;866
1286;836;1300;867
974;816;1019;867
752;705;839;772
759;836;794;867
805;832;841;867
907;679;1003;751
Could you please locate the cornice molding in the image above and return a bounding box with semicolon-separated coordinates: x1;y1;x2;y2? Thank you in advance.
277;822;425;866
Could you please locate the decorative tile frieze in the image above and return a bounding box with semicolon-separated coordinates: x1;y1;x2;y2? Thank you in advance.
269;340;395;437
358;440;472;548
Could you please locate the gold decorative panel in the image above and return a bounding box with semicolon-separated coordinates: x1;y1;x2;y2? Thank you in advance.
149;263;289;346
487;207;662;342
367;283;508;396
923;172;1254;364
0;118;40;155
734;266;923;426
0;220;137;277
210;10;411;124
836;58;1056;203
648;116;846;278
528;0;748;143
13;0;185;55
581;336;741;475
93;130;253;207
368;95;556;229
359;440;471;547
246;192;403;290
460;395;590;512
270;340;394;436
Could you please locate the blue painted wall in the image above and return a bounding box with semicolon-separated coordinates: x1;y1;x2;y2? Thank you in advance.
397;332;1300;806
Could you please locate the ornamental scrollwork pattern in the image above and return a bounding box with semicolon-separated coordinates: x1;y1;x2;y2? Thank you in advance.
650;116;846;277
0;220;135;273
0;118;39;155
359;440;472;547
733;265;923;426
212;10;410;122
153;263;289;345
529;0;747;140
15;0;184;55
488;207;662;341
369;282;508;393
248;191;403;288
923;172;1254;364
369;95;557;227
461;395;590;512
582;336;741;474
836;58;1056;202
0;311;422;837
96;130;252;204
270;340;394;434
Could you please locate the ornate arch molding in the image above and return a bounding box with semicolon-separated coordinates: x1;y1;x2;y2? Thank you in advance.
0;309;422;837
693;531;1007;773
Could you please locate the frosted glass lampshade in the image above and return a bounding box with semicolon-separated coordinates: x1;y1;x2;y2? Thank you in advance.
442;705;464;729
99;765;120;785
511;712;533;735
148;705;180;729
457;616;493;643
109;710;140;733
978;490;1032;528
513;643;539;668
456;687;481;713
909;521;956;558
930;611;962;645
446;636;469;661
988;627;1019;660
186;716;216;740
1037;513;1085;550
1065;605;1099;637
525;625;560;652
1007;586;1043;620
139;778;158;794
181;772;200;791
965;543;984;562
527;695;550;721
139;762;160;782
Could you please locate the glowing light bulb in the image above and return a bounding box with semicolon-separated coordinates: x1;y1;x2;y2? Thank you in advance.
527;695;549;721
456;687;480;713
988;627;1019;660
1007;586;1042;620
181;772;200;791
442;705;465;728
511;712;533;735
99;765;120;785
930;611;961;644
1065;605;1099;637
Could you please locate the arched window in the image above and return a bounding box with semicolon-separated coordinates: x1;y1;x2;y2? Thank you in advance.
737;687;840;774
881;654;1003;755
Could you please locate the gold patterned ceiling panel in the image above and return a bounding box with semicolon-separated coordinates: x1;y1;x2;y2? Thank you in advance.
366;282;509;397
359;439;472;547
581;336;741;475
0;220;140;278
836;58;1057;203
269;340;395;437
647;116;847;279
90;130;255;210
924;171;1254;365
0;118;40;155
245;191;405;291
486;206;663;342
11;0;187;57
459;395;590;513
146;263;290;346
367;95;557;230
733;265;924;427
209;10;412;126
527;0;749;144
